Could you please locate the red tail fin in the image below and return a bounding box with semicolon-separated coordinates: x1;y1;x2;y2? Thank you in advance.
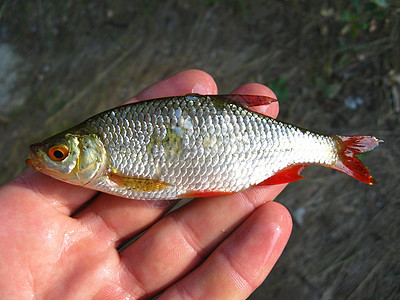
332;135;382;185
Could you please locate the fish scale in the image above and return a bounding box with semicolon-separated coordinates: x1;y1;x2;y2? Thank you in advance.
82;95;329;199
26;94;381;200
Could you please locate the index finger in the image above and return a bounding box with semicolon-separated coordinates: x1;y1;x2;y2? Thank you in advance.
5;69;218;216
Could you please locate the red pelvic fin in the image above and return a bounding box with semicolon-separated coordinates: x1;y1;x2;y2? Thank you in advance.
258;165;309;185
221;94;277;107
181;190;234;199
332;135;382;185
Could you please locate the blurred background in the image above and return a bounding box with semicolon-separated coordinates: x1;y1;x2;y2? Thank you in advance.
0;0;399;299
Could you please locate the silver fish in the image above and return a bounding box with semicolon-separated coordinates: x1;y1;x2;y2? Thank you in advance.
26;94;381;200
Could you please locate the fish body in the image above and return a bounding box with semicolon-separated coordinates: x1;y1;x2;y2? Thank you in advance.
26;94;381;200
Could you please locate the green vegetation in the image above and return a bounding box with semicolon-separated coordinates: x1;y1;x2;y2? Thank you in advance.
268;76;289;102
339;0;389;39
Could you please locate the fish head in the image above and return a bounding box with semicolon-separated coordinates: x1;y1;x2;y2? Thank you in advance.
26;133;107;185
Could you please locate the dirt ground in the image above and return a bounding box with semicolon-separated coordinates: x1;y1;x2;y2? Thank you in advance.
1;1;399;299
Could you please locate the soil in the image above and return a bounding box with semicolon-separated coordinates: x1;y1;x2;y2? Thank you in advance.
1;1;399;299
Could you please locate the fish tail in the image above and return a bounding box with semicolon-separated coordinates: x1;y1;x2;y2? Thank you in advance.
332;135;382;185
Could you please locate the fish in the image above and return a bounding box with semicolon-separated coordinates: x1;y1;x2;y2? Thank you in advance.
26;94;382;200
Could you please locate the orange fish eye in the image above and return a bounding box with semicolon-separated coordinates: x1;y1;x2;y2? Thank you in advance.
48;145;69;161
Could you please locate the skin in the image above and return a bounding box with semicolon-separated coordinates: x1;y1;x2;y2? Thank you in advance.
0;69;292;299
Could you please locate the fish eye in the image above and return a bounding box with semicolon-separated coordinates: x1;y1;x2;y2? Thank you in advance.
48;145;69;161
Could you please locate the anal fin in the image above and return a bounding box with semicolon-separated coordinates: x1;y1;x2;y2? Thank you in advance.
180;190;234;199
108;172;172;192
258;165;309;185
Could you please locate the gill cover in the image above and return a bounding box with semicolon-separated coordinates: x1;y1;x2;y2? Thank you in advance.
28;133;107;185
74;134;107;184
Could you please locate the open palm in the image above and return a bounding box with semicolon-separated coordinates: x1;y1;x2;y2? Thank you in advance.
0;70;292;299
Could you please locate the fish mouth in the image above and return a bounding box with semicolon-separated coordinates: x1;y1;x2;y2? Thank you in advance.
25;144;43;170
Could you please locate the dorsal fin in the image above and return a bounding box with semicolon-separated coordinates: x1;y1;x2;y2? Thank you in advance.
220;94;277;107
184;94;277;108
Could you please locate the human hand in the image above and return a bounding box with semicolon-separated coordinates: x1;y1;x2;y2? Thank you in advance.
0;69;292;299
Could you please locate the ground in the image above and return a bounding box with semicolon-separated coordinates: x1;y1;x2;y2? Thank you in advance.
0;0;399;299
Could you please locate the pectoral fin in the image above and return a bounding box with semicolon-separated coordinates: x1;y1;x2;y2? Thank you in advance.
108;172;172;192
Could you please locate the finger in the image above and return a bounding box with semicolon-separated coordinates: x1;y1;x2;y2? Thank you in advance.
127;69;218;103
160;202;292;299
116;182;286;296
76;70;219;243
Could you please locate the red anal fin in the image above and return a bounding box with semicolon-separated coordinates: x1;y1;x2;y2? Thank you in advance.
181;190;234;199
258;165;309;185
332;135;382;185
221;94;277;107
